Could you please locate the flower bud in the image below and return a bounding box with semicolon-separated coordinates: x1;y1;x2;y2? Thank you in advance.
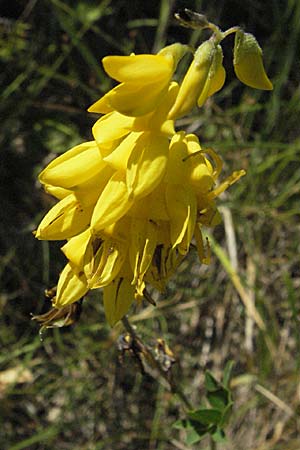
233;30;273;90
168;39;218;119
197;44;225;107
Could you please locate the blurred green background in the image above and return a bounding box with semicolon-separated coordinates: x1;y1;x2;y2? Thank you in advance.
1;0;300;448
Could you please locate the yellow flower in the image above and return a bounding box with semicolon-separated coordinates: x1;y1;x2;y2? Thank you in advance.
35;22;271;326
52;263;88;308
37;79;179;241
164;132;212;255
89;83;179;233
38;141;105;189
35;140;114;240
88;43;188;117
54;221;135;325
35;193;94;240
37;125;245;322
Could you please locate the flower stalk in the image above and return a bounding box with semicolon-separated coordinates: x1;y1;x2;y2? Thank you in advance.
121;316;193;410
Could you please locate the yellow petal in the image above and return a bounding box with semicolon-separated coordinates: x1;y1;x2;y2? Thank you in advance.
165;184;197;253
197;204;222;228
149;83;178;132
91;171;133;232
233;31;273;90
103;277;135;326
205;64;225;99
107;81;169;116
185;135;215;193
43;184;71;200
53;263;88;308
100;215;132;242
89;52;176;117
102;54;173;83
92;111;134;155
61;228;91;271
129;182;169;221
165;132;190;184
160;119;176;137
35;194;92;240
145;243;183;291
103;131;142;171
199;147;222;181
131;81;179;135
74;164;114;207
129;218;158;289
39;141;105;189
85;239;127;289
158;43;190;70
126;132;168;199
188;162;214;193
87;93;113;114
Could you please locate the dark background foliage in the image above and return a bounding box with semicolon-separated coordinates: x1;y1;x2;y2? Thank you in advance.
1;0;300;449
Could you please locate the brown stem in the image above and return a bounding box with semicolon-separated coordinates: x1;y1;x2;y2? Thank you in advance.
121;316;192;410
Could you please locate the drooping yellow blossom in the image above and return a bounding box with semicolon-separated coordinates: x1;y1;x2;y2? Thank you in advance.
88;43;189;117
35;16;272;326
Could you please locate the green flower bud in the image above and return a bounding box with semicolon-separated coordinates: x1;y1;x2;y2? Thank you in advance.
168;39;218;119
233;30;273;90
197;44;226;107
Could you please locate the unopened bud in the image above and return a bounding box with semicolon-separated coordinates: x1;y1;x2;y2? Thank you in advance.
168;40;218;119
233;30;273;90
175;9;210;30
197;44;225;107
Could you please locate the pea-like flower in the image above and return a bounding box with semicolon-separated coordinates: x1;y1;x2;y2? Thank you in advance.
34;19;272;326
88;43;188;117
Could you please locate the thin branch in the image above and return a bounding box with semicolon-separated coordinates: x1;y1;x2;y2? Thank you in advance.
121;316;192;410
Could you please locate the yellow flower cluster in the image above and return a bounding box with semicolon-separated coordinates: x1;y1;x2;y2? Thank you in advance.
35;33;272;325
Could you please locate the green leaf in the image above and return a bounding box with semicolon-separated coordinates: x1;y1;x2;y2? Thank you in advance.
186;427;204;446
223;360;234;388
186;421;209;445
188;408;222;426
174;367;234;444
212;427;227;443
219;402;234;427
173;419;187;430
207;387;230;410
205;371;220;392
173;418;211;445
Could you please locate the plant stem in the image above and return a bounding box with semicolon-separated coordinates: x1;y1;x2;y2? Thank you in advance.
121;316;192;410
